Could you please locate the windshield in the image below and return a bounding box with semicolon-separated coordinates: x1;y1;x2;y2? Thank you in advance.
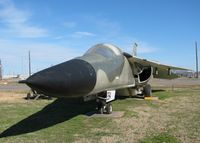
85;44;122;58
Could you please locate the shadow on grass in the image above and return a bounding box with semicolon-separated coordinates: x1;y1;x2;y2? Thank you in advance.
0;98;96;138
152;89;166;93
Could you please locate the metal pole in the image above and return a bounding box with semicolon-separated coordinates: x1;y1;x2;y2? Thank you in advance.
0;59;2;80
29;51;31;76
195;42;199;78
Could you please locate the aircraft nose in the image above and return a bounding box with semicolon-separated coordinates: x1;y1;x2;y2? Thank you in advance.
25;59;96;97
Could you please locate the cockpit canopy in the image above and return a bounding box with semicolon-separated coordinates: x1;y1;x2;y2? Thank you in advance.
85;44;123;58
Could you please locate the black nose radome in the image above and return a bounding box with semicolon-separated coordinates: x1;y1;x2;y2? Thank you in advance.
25;59;96;97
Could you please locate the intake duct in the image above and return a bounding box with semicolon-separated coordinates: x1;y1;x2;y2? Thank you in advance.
138;66;152;84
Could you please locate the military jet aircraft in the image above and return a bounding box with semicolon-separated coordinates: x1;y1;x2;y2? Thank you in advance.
20;43;187;114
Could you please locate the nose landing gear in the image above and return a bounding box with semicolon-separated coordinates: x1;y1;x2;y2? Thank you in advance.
96;90;115;114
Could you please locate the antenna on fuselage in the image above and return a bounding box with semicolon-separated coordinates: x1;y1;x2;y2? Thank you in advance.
133;43;138;57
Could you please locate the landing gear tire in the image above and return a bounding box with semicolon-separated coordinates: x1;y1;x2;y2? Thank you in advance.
143;84;152;97
105;103;112;114
99;107;104;114
97;101;104;114
97;101;112;114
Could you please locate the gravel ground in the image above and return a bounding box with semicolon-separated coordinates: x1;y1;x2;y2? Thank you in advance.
0;79;30;92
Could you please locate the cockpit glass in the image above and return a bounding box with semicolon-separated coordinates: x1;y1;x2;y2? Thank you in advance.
86;47;116;58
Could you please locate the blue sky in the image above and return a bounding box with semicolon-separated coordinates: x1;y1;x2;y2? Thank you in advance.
0;0;199;75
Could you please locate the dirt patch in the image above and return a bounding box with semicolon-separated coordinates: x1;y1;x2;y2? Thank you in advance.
86;111;124;118
0;92;26;103
112;105;166;142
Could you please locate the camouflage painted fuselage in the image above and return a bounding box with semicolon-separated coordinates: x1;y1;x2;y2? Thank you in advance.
22;43;154;98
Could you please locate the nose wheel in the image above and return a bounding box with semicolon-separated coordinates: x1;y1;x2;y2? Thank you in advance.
96;90;115;114
105;103;112;114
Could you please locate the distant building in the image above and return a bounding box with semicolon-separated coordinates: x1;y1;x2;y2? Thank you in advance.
2;75;19;79
173;70;195;78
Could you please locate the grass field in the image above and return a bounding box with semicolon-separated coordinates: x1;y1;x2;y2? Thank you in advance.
0;87;200;143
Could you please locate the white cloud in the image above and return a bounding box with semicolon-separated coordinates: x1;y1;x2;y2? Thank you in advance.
83;15;121;38
63;22;76;28
136;46;156;54
54;36;64;40
135;42;157;54
94;35;157;55
71;31;96;38
97;19;120;36
115;37;158;54
0;39;82;75
0;0;48;38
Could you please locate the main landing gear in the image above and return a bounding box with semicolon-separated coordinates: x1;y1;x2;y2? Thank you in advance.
26;89;52;100
96;90;116;114
143;84;152;97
